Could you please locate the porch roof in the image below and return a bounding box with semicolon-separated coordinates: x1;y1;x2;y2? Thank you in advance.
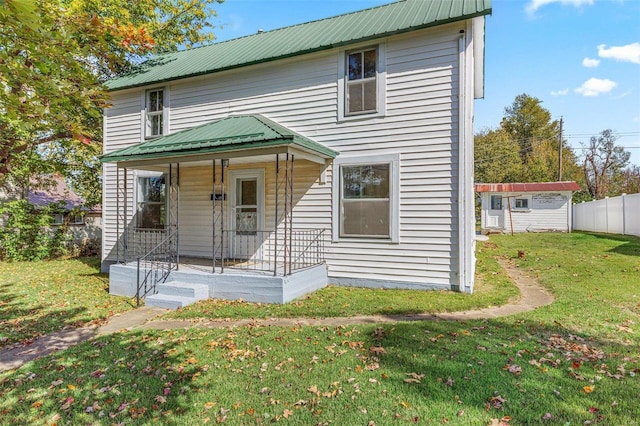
100;114;338;165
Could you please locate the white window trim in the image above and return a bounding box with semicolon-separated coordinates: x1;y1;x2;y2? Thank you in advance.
141;87;169;140
68;214;84;225
332;153;399;243
52;213;64;225
337;42;386;122
512;195;532;211
135;170;167;229
227;168;266;233
489;194;503;211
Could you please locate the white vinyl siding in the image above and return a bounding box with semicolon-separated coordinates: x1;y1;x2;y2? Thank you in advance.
481;192;573;233
103;22;470;289
102;91;141;262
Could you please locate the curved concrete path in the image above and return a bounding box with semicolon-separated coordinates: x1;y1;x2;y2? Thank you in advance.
0;259;553;373
142;259;554;330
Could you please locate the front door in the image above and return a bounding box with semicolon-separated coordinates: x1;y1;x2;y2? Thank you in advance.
229;170;265;259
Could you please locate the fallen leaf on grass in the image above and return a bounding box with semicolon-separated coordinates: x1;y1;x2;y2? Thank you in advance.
583;385;595;393
504;364;522;375
405;372;425;383
307;385;321;397
60;397;74;410
370;346;386;355
486;395;506;411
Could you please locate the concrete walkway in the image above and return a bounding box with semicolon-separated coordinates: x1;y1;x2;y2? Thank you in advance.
0;306;168;373
0;259;553;373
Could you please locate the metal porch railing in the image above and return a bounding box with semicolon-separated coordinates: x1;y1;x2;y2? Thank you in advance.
136;229;178;306
215;228;325;275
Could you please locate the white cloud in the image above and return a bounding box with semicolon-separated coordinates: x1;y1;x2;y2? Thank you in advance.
526;0;593;14
551;88;569;96
597;43;640;64
574;78;617;96
582;57;600;68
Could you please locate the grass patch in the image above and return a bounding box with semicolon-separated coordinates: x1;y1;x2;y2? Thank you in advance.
485;232;640;343
0;257;134;348
168;259;519;320
0;232;638;424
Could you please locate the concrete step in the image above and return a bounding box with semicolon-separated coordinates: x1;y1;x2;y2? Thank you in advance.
156;282;209;299
145;293;200;310
144;282;209;310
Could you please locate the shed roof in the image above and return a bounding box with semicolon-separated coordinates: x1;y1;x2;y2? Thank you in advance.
106;0;492;91
100;114;338;164
474;182;581;193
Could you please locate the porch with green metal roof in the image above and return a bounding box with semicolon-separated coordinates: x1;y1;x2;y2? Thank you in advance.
102;115;337;307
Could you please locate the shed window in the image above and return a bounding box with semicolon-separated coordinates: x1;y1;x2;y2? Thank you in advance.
490;195;502;210
514;198;529;209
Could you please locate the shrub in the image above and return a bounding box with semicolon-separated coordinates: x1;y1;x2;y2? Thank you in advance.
0;199;68;261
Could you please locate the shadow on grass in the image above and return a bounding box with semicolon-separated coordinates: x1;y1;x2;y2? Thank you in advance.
375;318;639;424
580;232;640;257
0;318;637;424
0;284;91;348
0;330;202;425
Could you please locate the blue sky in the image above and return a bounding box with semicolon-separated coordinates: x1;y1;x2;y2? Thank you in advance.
210;0;640;166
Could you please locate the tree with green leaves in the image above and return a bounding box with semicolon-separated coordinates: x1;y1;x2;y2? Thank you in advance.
582;129;631;199
501;93;559;162
474;128;522;183
0;0;223;204
475;93;583;185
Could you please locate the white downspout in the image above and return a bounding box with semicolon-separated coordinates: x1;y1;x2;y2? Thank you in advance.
458;19;478;294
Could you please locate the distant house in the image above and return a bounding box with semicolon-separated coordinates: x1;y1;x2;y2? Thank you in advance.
27;176;102;244
475;182;580;234
1;176;102;245
100;0;491;307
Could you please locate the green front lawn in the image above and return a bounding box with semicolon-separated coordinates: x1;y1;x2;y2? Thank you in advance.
168;261;518;320
0;233;638;425
0;257;134;348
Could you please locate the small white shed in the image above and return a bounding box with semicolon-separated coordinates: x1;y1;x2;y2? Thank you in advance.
475;182;580;234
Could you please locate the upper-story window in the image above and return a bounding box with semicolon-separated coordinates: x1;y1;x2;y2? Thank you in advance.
346;48;378;115
146;88;164;138
338;44;385;121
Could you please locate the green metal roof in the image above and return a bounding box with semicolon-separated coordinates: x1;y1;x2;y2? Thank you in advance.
100;115;338;163
106;0;491;91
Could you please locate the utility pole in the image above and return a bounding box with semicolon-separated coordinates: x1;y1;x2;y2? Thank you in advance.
558;116;564;181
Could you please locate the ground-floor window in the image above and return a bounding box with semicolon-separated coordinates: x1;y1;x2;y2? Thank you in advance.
137;175;166;229
333;154;399;242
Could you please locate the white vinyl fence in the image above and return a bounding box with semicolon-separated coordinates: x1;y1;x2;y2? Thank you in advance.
572;193;640;236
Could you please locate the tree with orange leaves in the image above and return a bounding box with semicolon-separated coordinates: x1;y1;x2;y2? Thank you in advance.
0;0;223;204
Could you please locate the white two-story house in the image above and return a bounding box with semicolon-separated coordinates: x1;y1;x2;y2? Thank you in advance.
101;0;491;308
